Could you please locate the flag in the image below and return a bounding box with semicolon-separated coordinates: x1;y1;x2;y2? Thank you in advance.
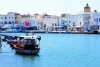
24;21;30;27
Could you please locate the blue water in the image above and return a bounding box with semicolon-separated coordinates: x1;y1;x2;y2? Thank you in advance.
0;33;100;67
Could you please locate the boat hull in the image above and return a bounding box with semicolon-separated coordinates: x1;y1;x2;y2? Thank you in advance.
15;49;40;55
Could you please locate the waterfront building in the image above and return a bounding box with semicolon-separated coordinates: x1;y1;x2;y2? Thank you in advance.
20;17;41;31
0;12;21;31
8;12;21;24
60;3;92;33
0;15;15;28
41;15;61;31
89;11;100;31
1;3;100;33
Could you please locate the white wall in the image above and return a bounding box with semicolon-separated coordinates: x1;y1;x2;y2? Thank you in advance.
0;15;15;25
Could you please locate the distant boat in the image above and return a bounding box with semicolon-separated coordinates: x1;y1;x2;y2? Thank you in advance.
89;30;99;34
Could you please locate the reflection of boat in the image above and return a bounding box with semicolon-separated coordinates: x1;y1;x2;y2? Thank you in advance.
11;36;41;55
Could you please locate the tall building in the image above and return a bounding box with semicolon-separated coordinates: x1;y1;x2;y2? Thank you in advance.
84;3;91;13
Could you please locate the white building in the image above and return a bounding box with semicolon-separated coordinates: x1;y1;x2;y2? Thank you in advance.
21;17;41;30
0;12;21;29
61;13;90;32
42;17;59;31
21;14;66;31
0;15;15;28
88;11;100;31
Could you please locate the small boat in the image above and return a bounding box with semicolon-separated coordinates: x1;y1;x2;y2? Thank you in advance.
88;30;99;34
2;35;8;41
6;36;17;44
12;36;41;55
92;30;99;34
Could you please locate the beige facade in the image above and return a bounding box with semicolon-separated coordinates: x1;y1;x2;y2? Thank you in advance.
15;13;21;24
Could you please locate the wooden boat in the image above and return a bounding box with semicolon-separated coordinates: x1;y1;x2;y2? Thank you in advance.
11;36;41;55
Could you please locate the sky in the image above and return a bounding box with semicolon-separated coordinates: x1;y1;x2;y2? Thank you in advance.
0;0;100;16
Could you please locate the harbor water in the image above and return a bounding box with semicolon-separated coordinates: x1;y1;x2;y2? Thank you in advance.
0;33;100;67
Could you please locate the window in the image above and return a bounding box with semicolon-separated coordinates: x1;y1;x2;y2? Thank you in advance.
4;21;7;24
52;23;54;26
38;22;39;25
94;18;98;23
99;18;100;22
5;17;7;19
94;18;96;22
69;28;70;30
72;28;73;31
24;39;31;44
97;25;99;29
1;17;3;19
1;22;3;24
55;23;57;26
44;24;46;27
96;18;98;23
80;22;81;25
9;22;12;24
73;22;75;26
69;21;70;23
12;22;14;23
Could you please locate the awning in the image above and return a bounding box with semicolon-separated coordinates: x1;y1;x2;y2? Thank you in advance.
51;26;63;28
74;26;83;28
